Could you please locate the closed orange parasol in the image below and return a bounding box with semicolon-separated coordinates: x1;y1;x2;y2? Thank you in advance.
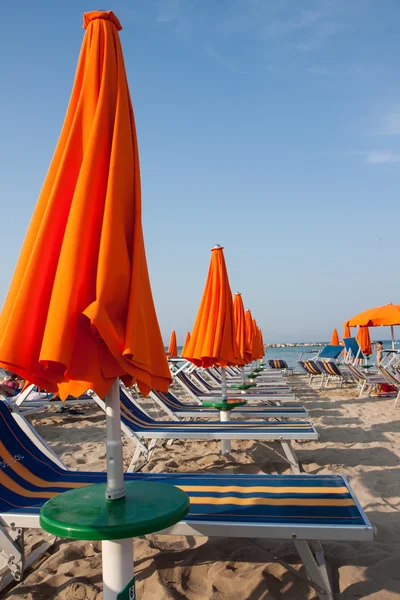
181;332;191;356
343;323;351;339
251;319;260;361
0;11;171;400
258;328;265;359
346;303;400;348
182;245;243;369
168;331;178;358
233;293;248;363
357;326;372;356
0;12;182;595
330;328;339;346
244;309;254;364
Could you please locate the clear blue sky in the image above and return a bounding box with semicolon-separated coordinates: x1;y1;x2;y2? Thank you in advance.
1;0;400;344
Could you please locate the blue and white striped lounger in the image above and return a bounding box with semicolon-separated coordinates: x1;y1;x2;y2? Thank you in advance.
148;389;308;419
175;371;296;403
92;390;317;473
0;400;373;600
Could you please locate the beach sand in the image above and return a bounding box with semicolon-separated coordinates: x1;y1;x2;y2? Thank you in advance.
2;375;400;599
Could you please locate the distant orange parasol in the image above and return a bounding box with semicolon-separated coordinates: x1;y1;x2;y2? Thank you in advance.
251;319;260;361
258;328;265;359
181;332;191;356
357;326;372;356
330;328;339;346
244;309;254;364
182;246;243;368
343;323;351;339
168;330;178;358
233;292;248;364
0;11;171;399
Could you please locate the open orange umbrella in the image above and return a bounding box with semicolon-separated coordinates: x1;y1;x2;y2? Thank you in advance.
182;245;243;371
244;309;254;365
330;328;339;346
346;303;400;348
0;12;183;596
181;332;191;356
168;330;178;358
357;326;372;356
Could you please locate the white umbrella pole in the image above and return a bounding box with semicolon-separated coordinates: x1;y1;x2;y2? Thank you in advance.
105;378;125;500
391;326;395;350
221;367;227;400
103;378;134;600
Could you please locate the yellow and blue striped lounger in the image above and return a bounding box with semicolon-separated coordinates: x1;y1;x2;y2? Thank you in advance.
148;389;309;419
0;400;373;600
93;389;317;473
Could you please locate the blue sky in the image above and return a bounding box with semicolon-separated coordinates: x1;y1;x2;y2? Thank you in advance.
1;0;400;344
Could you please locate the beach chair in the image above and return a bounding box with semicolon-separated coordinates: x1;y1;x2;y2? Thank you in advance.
267;360;293;375
92;389;317;473
191;368;290;393
146;389;309;419
343;338;364;365
313;345;344;361
346;364;387;397
297;360;324;386
377;366;400;407
174;371;296;404
0;399;373;600
315;361;352;388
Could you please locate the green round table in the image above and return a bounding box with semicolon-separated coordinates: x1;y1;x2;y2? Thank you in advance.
201;398;247;454
40;481;190;599
229;383;256;390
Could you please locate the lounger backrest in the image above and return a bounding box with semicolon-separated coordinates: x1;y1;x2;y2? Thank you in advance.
268;360;288;369
320;361;342;377
378;366;400;388
150;389;185;411
303;360;322;375
192;371;214;391
175;371;204;396
207;369;222;384
343;337;364;361
0;401;69;510
316;345;344;360
346;363;364;381
119;389;159;430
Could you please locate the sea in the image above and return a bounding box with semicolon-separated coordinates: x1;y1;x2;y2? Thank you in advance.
173;340;399;372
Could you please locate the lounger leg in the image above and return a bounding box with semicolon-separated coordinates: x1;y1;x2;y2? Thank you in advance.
279;441;300;473
395;390;400;408
293;539;334;600
127;439;150;473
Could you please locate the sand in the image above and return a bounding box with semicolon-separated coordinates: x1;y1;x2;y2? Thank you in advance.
2;375;400;599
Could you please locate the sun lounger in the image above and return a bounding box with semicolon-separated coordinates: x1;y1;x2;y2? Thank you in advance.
191;369;290;393
147;389;309;419
314;361;353;388
297;360;324;385
346;364;387;397
377;366;400;407
92;389;317;473
174;371;296;403
0;399;373;600
268;360;293;375
314;345;344;360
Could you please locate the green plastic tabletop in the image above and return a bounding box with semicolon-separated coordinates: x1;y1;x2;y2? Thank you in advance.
201;398;247;410
39;481;190;541
229;383;256;390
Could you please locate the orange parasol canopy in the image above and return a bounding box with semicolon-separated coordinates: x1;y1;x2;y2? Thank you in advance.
346;304;400;328
330;328;339;346
357;326;372;356
0;11;171;399
181;246;243;368
251;319;260;361
167;331;178;358
258;328;265;359
343;324;351;339
233;293;248;364
181;332;191;356
244;309;254;364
